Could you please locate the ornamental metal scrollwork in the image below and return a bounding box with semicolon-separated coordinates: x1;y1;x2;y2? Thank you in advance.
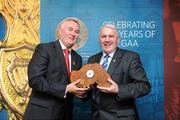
0;0;40;119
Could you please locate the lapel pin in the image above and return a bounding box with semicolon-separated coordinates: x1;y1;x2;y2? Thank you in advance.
73;61;76;66
113;59;116;62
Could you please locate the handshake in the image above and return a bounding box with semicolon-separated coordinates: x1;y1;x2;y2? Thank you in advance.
70;63;111;88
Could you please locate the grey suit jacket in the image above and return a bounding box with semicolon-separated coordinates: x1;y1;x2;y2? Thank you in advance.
23;40;82;120
88;47;151;120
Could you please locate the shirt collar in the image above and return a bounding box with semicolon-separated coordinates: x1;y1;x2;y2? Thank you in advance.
59;40;71;52
102;49;116;58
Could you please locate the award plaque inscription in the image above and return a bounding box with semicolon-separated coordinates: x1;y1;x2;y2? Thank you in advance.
70;63;111;88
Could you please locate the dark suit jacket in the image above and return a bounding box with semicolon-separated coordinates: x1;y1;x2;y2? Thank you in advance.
88;48;151;120
23;41;82;120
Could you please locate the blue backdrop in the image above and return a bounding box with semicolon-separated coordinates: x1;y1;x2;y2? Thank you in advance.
40;0;163;120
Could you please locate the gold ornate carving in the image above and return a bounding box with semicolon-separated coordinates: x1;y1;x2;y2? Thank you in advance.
6;53;31;104
0;43;35;116
0;0;40;119
0;0;40;46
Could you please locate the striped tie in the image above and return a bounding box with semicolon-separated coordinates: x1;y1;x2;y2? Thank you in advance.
102;54;109;71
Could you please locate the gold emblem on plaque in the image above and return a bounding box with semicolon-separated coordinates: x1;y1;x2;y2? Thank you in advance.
0;44;35;117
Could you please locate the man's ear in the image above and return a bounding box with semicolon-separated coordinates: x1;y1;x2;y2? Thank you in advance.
117;38;120;43
58;28;62;37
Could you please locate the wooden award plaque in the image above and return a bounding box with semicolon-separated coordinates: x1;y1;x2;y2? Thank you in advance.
70;63;111;88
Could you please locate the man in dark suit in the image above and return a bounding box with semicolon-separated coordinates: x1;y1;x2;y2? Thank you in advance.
23;18;89;120
88;24;151;120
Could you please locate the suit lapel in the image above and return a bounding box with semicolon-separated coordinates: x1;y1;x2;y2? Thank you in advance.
71;50;77;70
54;41;69;79
95;53;103;63
107;48;123;75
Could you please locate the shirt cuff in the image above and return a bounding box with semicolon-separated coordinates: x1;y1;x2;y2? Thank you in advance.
64;86;68;98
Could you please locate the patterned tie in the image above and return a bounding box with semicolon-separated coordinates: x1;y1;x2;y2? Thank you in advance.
64;49;70;77
102;54;109;71
93;54;110;100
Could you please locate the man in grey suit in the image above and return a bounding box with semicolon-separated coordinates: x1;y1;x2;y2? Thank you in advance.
88;24;151;120
23;18;89;120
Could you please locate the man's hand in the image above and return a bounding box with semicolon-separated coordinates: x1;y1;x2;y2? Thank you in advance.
67;79;89;98
97;78;118;94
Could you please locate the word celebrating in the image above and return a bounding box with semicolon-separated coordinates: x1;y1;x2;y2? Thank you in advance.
103;20;157;48
103;21;156;29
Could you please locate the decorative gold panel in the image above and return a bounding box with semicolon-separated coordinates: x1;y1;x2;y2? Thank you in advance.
0;0;40;119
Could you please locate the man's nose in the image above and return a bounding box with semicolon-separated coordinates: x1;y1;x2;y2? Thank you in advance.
105;37;110;41
71;31;77;36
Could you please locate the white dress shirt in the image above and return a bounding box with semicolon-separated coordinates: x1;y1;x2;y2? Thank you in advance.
100;49;116;71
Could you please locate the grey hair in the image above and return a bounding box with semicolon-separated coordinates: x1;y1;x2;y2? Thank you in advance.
56;17;80;39
100;23;119;38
